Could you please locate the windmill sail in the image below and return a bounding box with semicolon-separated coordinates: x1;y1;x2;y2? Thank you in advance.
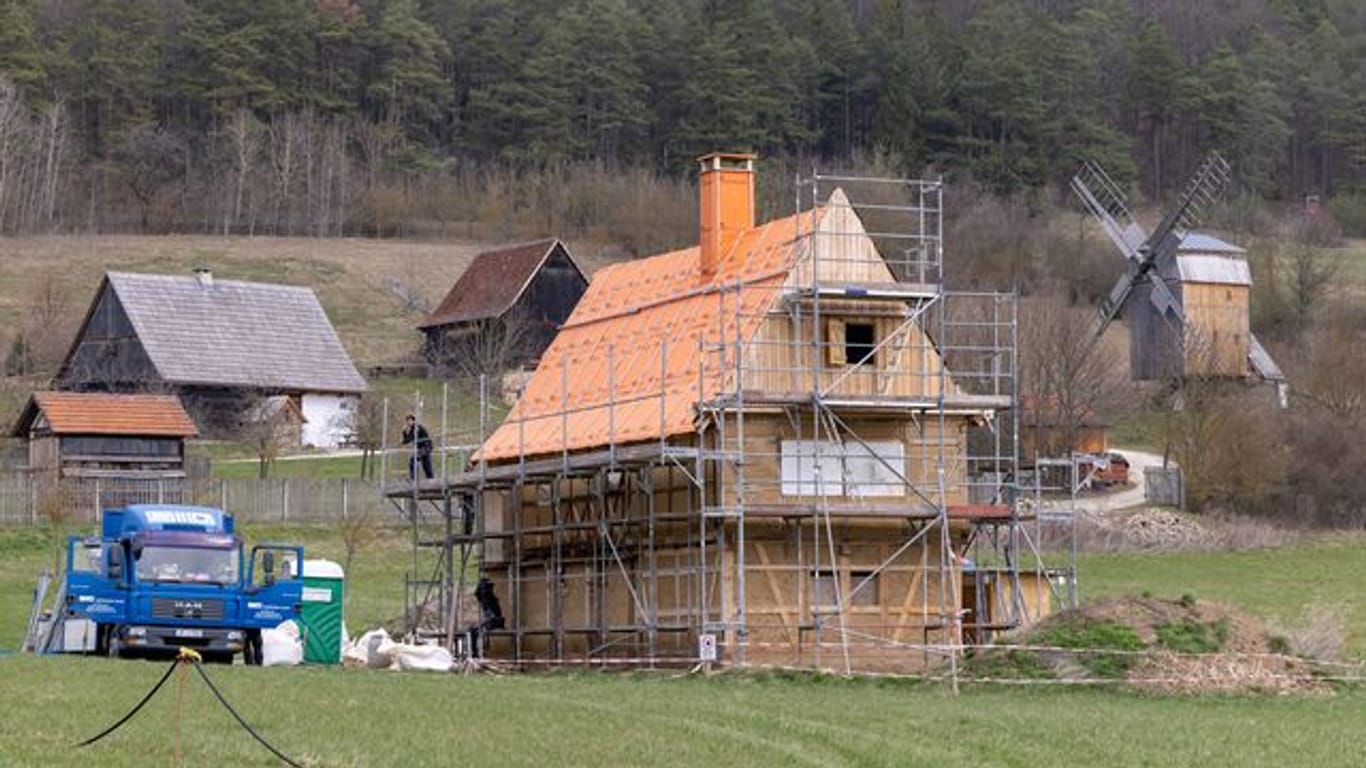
1071;161;1148;261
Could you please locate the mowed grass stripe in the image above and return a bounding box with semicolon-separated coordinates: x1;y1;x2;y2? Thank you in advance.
2;657;1366;767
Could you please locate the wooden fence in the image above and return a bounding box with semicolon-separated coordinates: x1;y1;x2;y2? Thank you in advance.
0;473;398;525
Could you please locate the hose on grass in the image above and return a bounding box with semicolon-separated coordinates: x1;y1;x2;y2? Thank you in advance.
74;654;180;747
191;657;302;767
74;647;303;767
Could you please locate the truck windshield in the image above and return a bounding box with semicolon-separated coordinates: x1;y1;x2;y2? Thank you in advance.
136;546;240;585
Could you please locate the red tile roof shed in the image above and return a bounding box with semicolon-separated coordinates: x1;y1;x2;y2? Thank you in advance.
11;392;198;438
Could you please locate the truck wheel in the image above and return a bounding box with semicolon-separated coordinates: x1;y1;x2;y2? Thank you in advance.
244;632;263;665
107;632;123;659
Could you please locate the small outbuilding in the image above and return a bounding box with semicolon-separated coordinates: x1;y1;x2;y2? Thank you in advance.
10;392;198;482
1019;395;1109;463
55;270;367;448
419;239;588;373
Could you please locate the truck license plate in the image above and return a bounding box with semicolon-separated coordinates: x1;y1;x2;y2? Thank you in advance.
175;628;204;638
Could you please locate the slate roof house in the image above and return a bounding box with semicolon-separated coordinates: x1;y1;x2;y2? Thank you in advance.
418;239;588;372
56;270;366;448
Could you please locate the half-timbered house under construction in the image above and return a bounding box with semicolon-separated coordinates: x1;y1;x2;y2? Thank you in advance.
387;154;1056;673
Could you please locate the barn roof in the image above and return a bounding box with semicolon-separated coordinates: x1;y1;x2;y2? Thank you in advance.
476;208;822;463
68;272;366;394
419;239;585;330
11;392;198;438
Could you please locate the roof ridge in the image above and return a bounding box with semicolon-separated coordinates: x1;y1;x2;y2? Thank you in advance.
107;271;316;292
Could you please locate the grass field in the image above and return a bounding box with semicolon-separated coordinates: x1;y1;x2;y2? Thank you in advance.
1080;536;1366;659
2;654;1365;767
3;524;1365;766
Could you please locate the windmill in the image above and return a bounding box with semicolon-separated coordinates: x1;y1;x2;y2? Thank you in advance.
1072;153;1284;396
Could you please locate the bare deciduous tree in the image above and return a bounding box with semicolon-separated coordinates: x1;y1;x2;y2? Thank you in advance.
338;503;376;578
224;108;262;234
238;396;298;479
349;391;387;480
113;124;187;231
435;310;536;384
1017;296;1133;460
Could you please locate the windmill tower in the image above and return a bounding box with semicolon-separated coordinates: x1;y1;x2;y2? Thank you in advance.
1072;153;1285;398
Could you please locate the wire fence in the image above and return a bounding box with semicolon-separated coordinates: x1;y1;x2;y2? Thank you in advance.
0;473;396;525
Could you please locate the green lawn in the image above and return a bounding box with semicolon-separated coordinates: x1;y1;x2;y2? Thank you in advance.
1079;535;1366;659
213;454;372;480
1;655;1364;767
201;375;510;480
4;525;1366;765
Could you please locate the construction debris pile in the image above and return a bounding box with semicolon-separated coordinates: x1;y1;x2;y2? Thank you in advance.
343;628;454;673
1115;509;1218;550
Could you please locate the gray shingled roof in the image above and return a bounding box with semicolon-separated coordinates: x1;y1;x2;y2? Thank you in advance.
107;272;366;393
1178;232;1246;255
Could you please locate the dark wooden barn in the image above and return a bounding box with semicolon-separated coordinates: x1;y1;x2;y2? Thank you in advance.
419;239;588;373
55;270;366;447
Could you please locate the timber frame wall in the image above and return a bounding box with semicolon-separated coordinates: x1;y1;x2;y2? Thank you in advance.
385;173;1063;675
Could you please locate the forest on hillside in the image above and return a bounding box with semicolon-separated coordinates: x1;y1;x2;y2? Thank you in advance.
2;0;1366;525
1;0;1365;239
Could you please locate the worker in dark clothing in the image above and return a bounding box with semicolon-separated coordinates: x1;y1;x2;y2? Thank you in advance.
402;414;434;480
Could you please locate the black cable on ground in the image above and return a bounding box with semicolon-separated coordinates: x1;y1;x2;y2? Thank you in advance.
191;659;303;768
75;656;180;747
74;648;304;768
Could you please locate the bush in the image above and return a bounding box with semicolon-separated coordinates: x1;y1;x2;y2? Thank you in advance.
1328;192;1366;238
1154;618;1230;654
1269;603;1348;662
962;649;1054;680
1034;617;1146;679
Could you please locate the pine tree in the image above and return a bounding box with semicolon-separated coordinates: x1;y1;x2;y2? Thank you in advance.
368;0;451;134
1126;20;1188;198
0;0;47;96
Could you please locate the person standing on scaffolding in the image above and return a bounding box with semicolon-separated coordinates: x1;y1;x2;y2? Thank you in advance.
402;414;434;480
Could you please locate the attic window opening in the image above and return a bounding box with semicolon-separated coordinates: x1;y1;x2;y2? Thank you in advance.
845;322;876;366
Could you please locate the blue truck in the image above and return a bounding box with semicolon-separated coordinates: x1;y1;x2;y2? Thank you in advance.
54;504;304;663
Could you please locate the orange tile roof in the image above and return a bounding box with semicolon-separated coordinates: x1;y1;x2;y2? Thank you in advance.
18;392;198;437
478;207;819;462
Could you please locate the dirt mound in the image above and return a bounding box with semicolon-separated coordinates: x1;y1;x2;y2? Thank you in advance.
968;596;1331;695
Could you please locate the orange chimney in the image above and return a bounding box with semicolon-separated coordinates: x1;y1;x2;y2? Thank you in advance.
698;152;756;277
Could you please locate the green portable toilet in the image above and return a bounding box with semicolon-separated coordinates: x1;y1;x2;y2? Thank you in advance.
298;559;345;664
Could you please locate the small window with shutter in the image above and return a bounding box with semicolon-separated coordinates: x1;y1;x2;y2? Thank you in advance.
825;318;876;367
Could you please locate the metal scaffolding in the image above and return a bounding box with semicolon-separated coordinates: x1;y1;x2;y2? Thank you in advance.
381;170;1061;678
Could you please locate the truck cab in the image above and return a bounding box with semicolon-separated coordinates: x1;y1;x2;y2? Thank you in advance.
63;504;304;663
